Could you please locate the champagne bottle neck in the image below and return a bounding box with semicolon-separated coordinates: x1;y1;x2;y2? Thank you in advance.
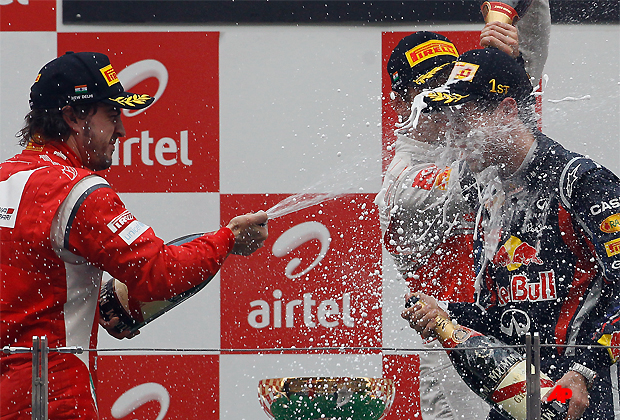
433;315;482;349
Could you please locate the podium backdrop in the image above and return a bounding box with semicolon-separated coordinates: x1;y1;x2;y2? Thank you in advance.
1;1;618;418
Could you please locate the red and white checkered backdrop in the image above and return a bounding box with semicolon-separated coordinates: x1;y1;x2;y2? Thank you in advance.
1;1;618;419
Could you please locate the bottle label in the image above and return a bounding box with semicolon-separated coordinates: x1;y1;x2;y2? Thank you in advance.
491;360;556;418
436;317;482;349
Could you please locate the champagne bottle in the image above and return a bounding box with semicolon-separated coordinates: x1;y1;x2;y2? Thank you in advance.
480;0;533;24
99;232;212;334
405;296;566;420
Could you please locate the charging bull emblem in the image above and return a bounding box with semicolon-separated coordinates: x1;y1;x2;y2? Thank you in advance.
493;236;543;271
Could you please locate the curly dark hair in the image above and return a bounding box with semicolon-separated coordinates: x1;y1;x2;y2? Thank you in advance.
17;104;99;147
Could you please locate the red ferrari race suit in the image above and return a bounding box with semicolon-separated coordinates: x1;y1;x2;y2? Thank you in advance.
0;141;235;419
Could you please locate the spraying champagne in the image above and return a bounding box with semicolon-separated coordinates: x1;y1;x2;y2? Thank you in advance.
404;295;567;420
480;0;533;24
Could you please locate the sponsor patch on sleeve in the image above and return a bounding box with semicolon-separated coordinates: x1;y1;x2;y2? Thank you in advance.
598;332;620;363
119;220;149;245
107;210;136;233
107;210;149;245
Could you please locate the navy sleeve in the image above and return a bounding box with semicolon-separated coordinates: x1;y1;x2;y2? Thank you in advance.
447;301;501;337
560;159;620;361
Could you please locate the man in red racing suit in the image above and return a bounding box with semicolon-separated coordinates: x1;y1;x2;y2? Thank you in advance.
0;51;268;419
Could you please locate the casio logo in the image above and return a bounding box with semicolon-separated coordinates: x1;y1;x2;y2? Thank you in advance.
590;198;620;216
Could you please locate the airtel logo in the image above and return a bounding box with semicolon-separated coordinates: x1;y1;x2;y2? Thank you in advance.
111;382;170;420
271;221;331;279
112;60;194;167
117;59;168;117
247;221;355;329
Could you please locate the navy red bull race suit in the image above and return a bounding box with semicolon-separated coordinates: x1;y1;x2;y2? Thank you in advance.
448;133;620;419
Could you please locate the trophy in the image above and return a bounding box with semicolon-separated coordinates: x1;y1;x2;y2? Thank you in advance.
258;377;395;420
480;0;533;24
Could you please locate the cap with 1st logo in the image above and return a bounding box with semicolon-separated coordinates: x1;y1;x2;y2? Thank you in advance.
29;51;154;110
423;48;534;109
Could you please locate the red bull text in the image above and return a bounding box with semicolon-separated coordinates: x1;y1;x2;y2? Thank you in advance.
497;271;557;306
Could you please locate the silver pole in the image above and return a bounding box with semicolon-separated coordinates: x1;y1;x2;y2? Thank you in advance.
41;336;49;420
32;336;40;420
531;332;542;419
525;332;542;420
526;332;533;420
31;336;48;420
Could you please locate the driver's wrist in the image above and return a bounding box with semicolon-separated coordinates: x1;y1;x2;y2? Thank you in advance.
569;362;597;390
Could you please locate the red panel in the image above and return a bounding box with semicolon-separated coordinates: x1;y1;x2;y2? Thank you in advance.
97;355;219;419
220;193;382;353
382;354;421;419
0;1;56;32
57;32;220;193
381;31;481;171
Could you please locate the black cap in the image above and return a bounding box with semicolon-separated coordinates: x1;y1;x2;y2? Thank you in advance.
387;32;459;92
29;51;154;110
423;48;534;108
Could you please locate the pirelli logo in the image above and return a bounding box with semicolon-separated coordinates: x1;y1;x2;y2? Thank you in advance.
100;64;120;87
605;237;620;257
405;40;458;68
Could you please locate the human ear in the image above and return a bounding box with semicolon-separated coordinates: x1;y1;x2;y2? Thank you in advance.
494;97;518;120
61;106;80;126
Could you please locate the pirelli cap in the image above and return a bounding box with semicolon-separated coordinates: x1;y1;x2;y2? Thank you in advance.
387;31;459;92
30;51;154;110
423;48;533;109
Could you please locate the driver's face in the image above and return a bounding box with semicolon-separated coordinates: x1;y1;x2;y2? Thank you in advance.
444;101;500;173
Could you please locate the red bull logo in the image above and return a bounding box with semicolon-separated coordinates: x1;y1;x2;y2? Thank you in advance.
497;271;557;305
598;331;620;363
493;236;543;271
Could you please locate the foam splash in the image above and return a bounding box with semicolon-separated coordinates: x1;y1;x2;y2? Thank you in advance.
394;90;429;137
266;192;341;220
547;95;591;103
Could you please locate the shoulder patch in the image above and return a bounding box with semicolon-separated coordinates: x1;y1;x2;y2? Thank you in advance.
559;157;600;210
0;168;42;229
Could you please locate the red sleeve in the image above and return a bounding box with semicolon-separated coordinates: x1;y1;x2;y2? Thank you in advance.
67;186;235;302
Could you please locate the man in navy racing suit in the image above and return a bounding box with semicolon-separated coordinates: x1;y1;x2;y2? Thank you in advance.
402;48;620;420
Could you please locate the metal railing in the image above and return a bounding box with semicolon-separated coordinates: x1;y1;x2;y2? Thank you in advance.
2;336;84;420
0;333;606;420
